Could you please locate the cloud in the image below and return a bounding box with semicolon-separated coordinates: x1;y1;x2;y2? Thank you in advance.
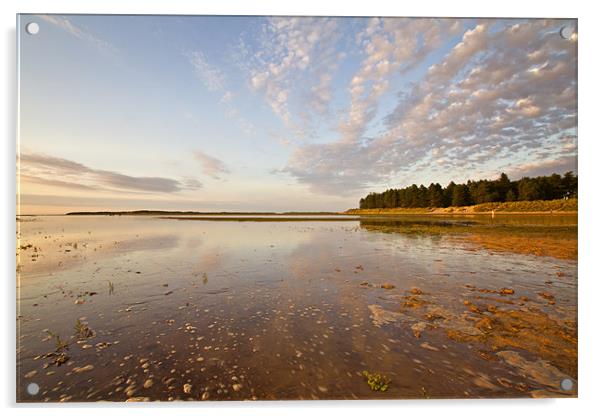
38;15;118;54
185;51;226;92
283;19;577;194
192;150;230;180
335;18;463;144
185;51;255;135
19;153;202;193
241;17;344;138
506;155;577;179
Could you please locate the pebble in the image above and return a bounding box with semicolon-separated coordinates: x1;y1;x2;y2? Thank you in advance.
183;383;192;394
73;365;94;373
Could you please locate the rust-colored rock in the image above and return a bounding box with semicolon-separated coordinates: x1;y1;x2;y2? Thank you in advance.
475;316;493;332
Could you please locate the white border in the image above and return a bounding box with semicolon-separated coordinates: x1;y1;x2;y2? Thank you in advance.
2;1;600;415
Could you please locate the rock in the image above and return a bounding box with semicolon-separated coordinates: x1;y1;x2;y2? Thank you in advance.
73;364;94;373
183;383;192;394
232;383;242;392
538;292;555;301
380;283;395;290
143;379;153;388
25;370;37;378
468;304;481;313
499;288;515;295
125;397;150;402
496;350;571;390
472;374;499;390
530;389;562;398
420;342;439;351
496;377;513;388
74;299;85;305
367;304;404;327
410;287;423;295
411;322;427;338
477;350;499;361
424;306;451;322
475;316;493;332
201;391;210;400
403;295;425;309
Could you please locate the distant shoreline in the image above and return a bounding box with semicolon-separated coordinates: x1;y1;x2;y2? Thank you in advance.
345;199;577;216
20;199;577;218
159;216;359;222
64;210;343;216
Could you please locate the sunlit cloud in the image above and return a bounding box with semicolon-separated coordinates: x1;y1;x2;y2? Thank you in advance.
19;153;202;193
282;19;577;194
192;150;230;180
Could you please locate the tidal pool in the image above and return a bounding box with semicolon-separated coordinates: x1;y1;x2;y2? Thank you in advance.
16;214;577;401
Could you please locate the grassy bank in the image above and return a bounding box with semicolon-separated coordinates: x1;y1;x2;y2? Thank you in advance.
345;198;577;215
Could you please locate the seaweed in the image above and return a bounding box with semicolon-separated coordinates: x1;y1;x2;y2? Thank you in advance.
361;370;391;392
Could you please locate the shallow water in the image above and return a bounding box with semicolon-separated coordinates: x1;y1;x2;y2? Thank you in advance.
16;215;577;401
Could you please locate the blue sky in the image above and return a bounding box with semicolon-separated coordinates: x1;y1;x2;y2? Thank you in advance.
18;15;577;214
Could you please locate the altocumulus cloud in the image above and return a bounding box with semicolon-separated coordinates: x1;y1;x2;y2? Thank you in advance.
19;153;202;193
277;19;577;194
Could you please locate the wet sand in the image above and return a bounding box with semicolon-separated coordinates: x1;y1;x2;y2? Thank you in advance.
16;215;577;401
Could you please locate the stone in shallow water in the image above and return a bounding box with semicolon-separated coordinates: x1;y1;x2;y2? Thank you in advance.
411;322;427;339
420;342;439;351
73;364;94;373
125;397;150;402
496;350;572;391
367;304;405;327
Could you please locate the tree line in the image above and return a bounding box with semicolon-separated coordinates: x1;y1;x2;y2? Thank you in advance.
359;172;577;209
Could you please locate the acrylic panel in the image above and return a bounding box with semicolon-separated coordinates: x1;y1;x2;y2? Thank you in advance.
16;14;578;402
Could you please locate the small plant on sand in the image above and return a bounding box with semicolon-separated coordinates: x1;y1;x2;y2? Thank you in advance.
74;319;94;339
107;280;115;295
47;331;69;353
45;331;70;366
362;370;391;392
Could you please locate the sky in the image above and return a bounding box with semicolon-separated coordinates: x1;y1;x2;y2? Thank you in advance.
17;15;577;214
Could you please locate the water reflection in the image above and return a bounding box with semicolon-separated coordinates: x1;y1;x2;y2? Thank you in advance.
16;215;577;401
